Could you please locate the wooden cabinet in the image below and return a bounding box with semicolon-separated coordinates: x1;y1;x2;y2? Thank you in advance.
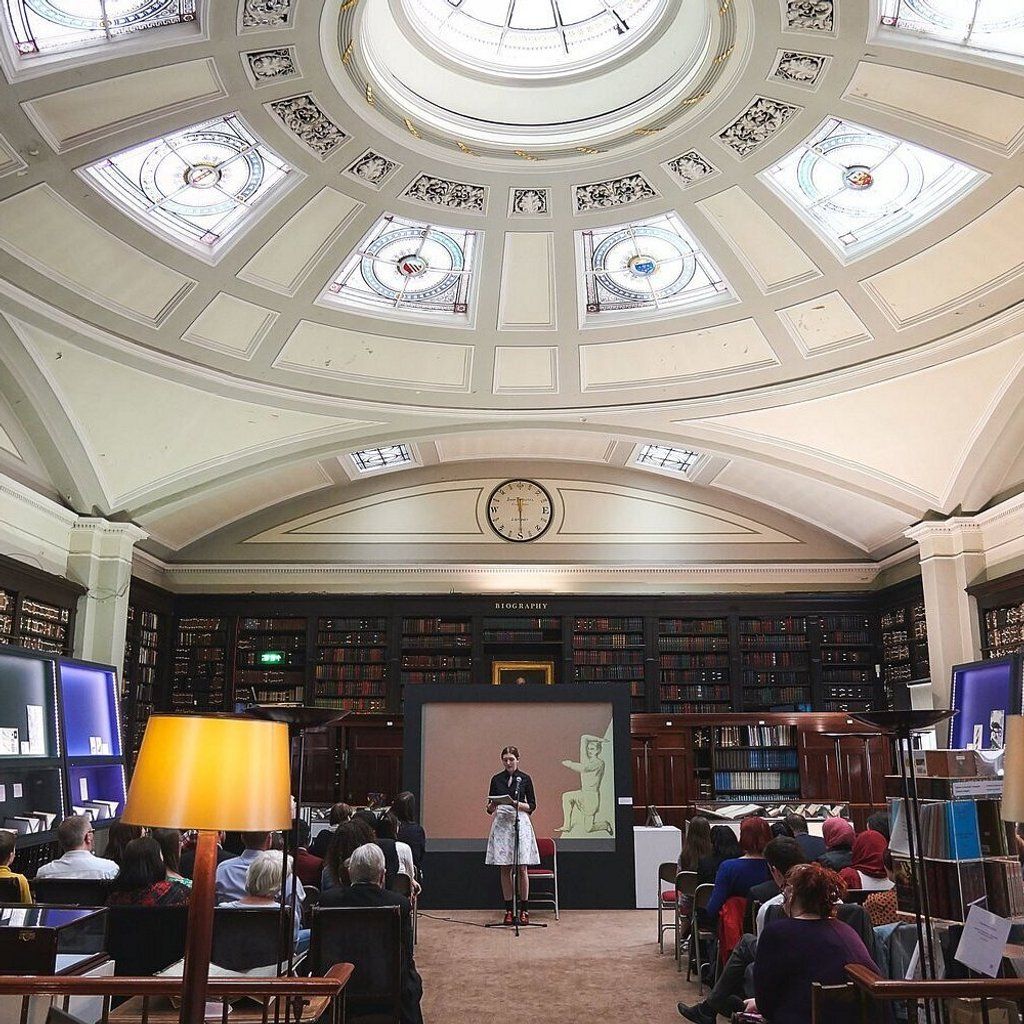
340;718;404;806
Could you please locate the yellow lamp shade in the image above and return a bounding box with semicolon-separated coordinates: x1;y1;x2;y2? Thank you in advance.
1003;715;1024;822
122;714;291;832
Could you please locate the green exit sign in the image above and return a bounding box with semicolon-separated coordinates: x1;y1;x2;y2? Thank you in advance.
259;650;285;666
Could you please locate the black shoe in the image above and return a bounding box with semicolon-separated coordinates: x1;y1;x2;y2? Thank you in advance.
676;1002;716;1024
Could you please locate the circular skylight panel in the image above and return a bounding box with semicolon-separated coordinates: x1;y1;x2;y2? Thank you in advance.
402;0;667;75
880;0;1024;56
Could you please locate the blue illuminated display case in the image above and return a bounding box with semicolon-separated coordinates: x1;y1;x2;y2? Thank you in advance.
0;646;126;845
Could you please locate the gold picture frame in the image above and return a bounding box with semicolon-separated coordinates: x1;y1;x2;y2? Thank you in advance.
491;661;555;686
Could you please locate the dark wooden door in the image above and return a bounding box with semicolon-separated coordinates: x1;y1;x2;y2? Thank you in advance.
342;724;404;805
297;726;340;804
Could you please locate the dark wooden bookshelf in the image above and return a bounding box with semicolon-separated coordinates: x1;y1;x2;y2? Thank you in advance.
315;616;389;713
571;616;646;709
0;554;83;657
739;615;811;711
878;579;930;708
818;612;878;713
657;617;731;714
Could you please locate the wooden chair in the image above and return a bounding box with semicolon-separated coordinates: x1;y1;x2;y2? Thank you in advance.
210;907;292;972
0;876;25;902
310;906;403;1024
105;906;189;977
811;981;866;1024
527;837;559;920
31;878;112;906
657;861;679;953
690;882;718;996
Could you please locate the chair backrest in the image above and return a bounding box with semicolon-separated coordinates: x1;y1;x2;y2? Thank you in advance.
211;907;291;972
0;876;24;902
676;870;698;897
31;878;112;906
105;905;189;976
310;906;402;1021
659;861;678;886
693;882;715;913
843;888;871;904
391;874;412;899
810;981;861;1024
536;836;556;859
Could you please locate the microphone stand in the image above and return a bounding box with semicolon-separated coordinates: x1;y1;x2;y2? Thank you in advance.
486;776;546;932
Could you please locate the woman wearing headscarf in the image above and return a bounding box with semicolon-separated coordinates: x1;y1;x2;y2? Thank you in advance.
838;830;893;892
817;817;855;872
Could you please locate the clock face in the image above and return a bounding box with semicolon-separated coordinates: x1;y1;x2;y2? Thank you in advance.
487;480;553;542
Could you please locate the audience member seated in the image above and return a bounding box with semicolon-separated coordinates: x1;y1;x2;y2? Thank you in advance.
678;838;807;1024
353;809;400;892
863;850;899;927
376;812;420;895
320;843;424;1024
292;819;324;889
839;830;894;893
769;821;793;839
180;830;230;879
678;816;712;937
785;812;825;861
103;823;143;866
698;826;740;886
749;863;884;1024
703;817;772;923
150;828;191;888
216;831;304;906
752;837;807;933
36;815;119;880
0;831;31;902
866;809;892;843
322;819;376;891
817;817;855;873
220;849;310;955
107;837;190;907
310;803;353;859
392;792;426;871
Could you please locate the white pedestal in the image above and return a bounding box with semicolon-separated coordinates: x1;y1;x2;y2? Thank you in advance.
0;957;113;1024
633;825;683;908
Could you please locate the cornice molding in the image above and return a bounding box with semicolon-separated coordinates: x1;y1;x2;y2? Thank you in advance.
0;474;77;528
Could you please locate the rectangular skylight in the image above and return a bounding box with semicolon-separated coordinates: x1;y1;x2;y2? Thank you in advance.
350;444;413;472
636;444;700;474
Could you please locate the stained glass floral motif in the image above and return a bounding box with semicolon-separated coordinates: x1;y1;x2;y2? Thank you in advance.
2;0;194;56
322;213;477;320
635;444;700;473
402;0;665;74
759;117;983;260
578;211;732;322
351;444;413;471
879;0;1024;59
81;114;294;259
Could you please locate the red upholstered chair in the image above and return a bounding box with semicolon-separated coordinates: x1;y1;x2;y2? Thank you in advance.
527;837;559;919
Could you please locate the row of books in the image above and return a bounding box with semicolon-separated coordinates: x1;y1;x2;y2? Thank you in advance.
713;772;800;792
575;617;643;631
662;669;729;683
826;668;875;683
659;619;726;635
660;702;731;714
317;632;387;647
742;670;804;685
822;650;873;665
821;631;872;645
314;665;386;681
313;697;386;712
402;672;473;684
571;635;643;649
660;685;731;701
319;648;387;664
714;748;798;770
314;682;387;698
741;618;808;634
719;724;797;747
485;617;560;630
403;619;470;633
742;687;811;706
574;666;642;681
890;798;1003;860
575;650;644;664
401;636;471;649
893;856;1024;921
400;655;471;668
739;635;809;651
659;636;730;652
742;652;809;669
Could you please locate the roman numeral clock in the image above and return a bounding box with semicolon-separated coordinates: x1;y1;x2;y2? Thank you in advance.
487;480;553;542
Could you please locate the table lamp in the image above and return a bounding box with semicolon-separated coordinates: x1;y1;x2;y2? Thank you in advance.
122;714;291;1024
1001;715;1024;823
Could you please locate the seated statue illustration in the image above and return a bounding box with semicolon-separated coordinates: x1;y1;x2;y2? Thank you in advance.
556;734;613;836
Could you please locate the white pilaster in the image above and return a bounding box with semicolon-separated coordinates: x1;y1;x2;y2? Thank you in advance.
67;519;147;673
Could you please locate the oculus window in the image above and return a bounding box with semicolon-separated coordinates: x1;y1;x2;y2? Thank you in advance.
879;1;1024;59
322;213;478;321
80;113;295;261
402;0;666;75
577;211;732;324
759;116;983;261
3;0;195;57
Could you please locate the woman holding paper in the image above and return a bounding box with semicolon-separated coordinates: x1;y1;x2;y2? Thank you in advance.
486;745;539;925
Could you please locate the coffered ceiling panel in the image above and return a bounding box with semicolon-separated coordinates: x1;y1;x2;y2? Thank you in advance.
14;320;374;509
182;293;278;359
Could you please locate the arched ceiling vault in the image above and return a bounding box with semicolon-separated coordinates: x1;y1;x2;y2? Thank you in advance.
1;0;1024;575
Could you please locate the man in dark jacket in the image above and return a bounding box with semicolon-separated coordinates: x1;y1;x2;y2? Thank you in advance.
320;843;423;1024
785;812;826;861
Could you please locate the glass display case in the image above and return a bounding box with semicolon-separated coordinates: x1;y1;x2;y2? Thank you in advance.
0;905;108;975
0;765;63;836
58;661;121;759
66;763;126;823
0;649;59;760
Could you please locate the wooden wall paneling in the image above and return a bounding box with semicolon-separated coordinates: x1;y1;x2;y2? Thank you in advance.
297;725;340;804
341;719;404;806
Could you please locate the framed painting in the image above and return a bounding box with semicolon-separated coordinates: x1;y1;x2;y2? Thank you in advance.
491;661;555;686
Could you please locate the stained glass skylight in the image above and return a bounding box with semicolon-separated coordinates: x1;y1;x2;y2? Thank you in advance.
3;0;195;57
80;114;294;260
759;117;984;261
322;213;478;321
879;1;1024;59
577;211;732;323
403;0;666;75
351;444;413;472
635;444;700;474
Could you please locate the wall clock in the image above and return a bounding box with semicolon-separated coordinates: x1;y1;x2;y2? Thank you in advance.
487;480;553;542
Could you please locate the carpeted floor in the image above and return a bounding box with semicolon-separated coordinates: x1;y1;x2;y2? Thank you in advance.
416;909;703;1023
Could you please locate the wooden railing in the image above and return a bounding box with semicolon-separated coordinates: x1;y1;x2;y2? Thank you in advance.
846;964;1024;1001
0;963;353;1023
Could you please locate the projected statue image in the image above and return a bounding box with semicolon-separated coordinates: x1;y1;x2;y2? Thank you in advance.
555;726;614;838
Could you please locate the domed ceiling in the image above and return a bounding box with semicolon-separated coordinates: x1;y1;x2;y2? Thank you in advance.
1;0;1024;590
